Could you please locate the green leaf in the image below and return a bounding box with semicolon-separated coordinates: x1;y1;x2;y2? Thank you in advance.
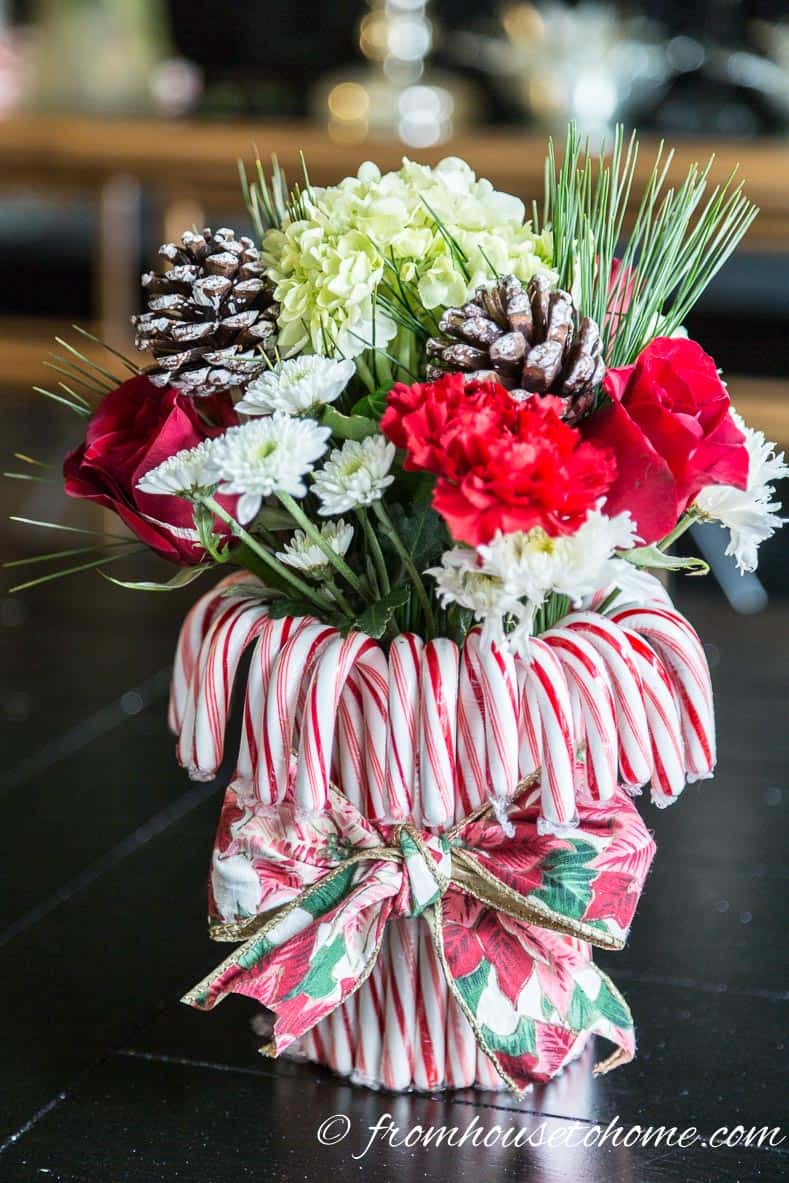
594;977;632;1029
351;388;389;421
532;839;598;921
100;565;215;592
255;506;298;531
482;1015;537;1058
353;585;409;638
620;545;709;575
387;492;448;573
321;405;379;441
286;933;347;1001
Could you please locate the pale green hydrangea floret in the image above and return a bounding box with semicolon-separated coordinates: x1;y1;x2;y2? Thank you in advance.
262;157;554;359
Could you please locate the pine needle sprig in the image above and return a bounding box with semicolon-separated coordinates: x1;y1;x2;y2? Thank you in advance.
544;123;758;367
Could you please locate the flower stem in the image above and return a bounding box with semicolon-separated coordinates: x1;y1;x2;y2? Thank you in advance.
372;500;436;635
201;495;333;612
358;508;390;595
277;491;370;601
658;511;697;553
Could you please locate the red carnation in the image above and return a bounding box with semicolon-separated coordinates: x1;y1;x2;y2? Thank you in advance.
64;375;239;565
382;373;616;547
582;336;749;543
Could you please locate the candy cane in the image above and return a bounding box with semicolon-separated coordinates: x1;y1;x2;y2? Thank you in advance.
355;647;390;821
335;674;367;810
455;630;489;821
295;632;378;813
611;607;715;779
257;621;338;804
562;611;653;791
384;635;423;821
621;628;686;804
516;655;543;781
544;628;618;803
477;639;520;816
177;600;269;780
419;639;460;830
169;571;252;734
526;640;577;829
380;918;419;1089
236;614;303;791
413;924;447;1090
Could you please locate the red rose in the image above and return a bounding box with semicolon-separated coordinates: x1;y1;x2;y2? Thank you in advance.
64;375;239;564
582;337;749;543
383;373;616;547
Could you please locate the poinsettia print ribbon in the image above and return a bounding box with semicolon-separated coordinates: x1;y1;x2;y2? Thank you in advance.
183;776;656;1095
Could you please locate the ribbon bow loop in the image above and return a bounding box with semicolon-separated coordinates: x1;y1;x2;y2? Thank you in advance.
184;772;656;1096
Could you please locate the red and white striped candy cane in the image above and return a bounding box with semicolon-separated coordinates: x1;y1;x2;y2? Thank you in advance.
477;639;520;816
384;635;423;821
516;653;543;782
335;674;367;810
169;572;252;734
177;600;268;780
257;620;338;804
354;646;390;821
413;924;447;1089
419;639;460;830
381;917;419;1089
236;614;303;791
545;627;618;803
525;639;577;829
620;628;686;804
455;629;489;821
295;632;378;813
611;607;715;779
562;611;653;791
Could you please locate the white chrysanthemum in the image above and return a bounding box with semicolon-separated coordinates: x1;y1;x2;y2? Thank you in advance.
479;508;638;605
428;507;638;656
236;356;355;416
210;413;330;524
262;157;554;358
136;439;219;496
313;436;395;515
276;519;354;574
427;546;525;650
695;412;788;573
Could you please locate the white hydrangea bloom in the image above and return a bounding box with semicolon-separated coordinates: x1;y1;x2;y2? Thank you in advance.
210;413;330;524
236;356;355;416
428;507;638;656
313;436;395;515
695;412;788;573
276;519;354;575
136;439;220;497
262;157;554;358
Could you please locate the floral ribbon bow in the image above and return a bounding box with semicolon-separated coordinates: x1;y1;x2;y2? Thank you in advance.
183;775;656;1095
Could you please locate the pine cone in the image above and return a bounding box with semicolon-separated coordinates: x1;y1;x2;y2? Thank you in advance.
133;227;278;398
426;274;605;423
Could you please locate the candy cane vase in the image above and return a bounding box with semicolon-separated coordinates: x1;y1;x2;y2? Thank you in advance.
174;574;713;1093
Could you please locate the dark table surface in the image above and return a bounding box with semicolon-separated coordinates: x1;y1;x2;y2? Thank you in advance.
1;412;787;1182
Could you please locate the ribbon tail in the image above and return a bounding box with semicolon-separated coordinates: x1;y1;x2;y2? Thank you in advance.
429;895;636;1097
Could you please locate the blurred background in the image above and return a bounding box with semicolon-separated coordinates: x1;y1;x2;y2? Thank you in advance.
0;0;787;633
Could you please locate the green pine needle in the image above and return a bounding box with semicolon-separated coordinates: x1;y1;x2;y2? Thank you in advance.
544;123;758;366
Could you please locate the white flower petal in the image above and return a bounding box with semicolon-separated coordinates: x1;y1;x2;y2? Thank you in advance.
136;439;219;496
210;413;330;515
312;436;395;516
236;356;355;416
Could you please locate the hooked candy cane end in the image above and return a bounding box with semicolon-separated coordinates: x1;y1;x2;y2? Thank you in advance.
686;769;715;784
187;765;217;783
537;812;580;837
